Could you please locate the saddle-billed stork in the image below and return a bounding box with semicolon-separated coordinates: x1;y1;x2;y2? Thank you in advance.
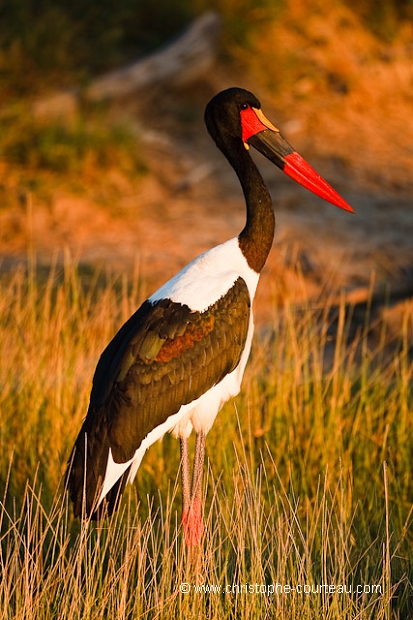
66;87;353;546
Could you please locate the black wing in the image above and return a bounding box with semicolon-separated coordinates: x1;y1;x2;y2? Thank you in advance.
66;277;251;517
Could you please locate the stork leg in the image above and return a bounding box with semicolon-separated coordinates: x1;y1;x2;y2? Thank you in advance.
181;432;206;547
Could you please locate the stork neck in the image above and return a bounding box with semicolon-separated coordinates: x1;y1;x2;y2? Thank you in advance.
236;150;275;273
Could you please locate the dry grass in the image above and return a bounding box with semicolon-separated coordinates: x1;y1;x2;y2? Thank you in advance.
0;253;412;619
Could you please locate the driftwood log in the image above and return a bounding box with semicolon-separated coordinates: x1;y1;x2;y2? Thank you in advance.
33;12;221;119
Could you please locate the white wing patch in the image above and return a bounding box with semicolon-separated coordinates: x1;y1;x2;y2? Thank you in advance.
97;404;190;506
150;237;259;312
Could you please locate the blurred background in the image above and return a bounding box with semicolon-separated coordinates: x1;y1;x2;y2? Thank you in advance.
0;0;412;316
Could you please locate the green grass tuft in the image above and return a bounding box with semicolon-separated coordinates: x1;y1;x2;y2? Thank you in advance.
0;107;146;178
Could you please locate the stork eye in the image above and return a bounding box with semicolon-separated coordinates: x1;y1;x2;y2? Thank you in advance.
240;103;249;110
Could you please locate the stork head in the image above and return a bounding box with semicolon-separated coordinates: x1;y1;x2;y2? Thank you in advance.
205;87;354;213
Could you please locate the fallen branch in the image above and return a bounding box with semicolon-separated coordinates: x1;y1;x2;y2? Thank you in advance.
33;12;221;119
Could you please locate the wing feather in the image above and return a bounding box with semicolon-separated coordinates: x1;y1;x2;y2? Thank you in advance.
66;277;251;517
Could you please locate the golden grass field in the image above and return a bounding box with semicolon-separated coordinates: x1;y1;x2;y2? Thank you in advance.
0;255;412;619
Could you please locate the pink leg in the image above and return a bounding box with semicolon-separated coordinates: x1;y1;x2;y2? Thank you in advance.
181;432;206;547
